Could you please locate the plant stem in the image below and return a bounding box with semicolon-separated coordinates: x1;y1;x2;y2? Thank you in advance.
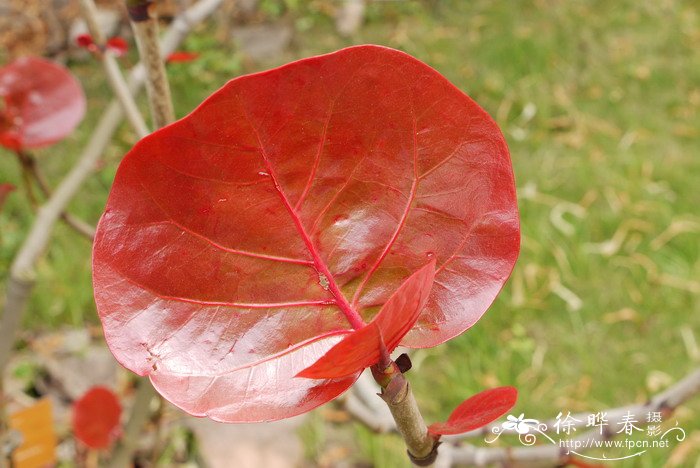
372;363;439;466
15;150;95;239
78;0;150;138
107;380;156;468
18;160;37;208
127;0;175;128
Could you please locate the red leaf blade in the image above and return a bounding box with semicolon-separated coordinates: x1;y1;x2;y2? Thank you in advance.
150;331;359;422
296;323;381;379
0;57;86;150
93;45;519;422
376;259;436;353
428;386;517;436
72;386;122;449
297;260;435;379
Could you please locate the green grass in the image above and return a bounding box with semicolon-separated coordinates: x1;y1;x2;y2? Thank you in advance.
1;0;699;466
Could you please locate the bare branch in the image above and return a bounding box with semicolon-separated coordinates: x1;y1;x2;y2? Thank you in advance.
79;0;150;138
336;0;366;37
127;0;175;128
15;150;95;239
370;362;440;467
107;380;157;468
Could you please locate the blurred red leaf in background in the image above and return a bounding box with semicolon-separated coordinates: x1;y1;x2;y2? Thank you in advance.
166;51;200;63
0;57;86;150
106;37;129;57
76;34;96;50
72;386;122;449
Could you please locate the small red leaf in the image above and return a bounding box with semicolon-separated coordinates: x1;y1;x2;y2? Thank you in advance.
428;386;517;436
72;386;122;449
297;260;435;379
0;57;86;150
75;33;95;49
166;51;200;63
0;183;15;211
106;37;129;57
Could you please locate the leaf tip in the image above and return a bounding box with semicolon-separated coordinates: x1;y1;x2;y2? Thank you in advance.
427;386;518;436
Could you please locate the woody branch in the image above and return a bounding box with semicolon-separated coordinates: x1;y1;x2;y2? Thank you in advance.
370;352;441;467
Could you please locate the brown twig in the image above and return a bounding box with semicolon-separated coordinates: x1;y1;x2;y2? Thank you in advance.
15;150;95;239
107;380;156;468
127;0;175;128
17;156;37;207
371;359;440;467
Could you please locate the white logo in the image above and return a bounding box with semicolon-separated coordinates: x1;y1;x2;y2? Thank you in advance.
486;412;686;462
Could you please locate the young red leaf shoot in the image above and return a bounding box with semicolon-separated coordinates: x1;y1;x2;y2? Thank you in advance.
166;51;200;63
297;322;383;379
92;45;519;422
76;33;96;50
106;37;129;57
297;259;436;379
72;386;122;449
427;386;517;436
0;57;86;150
77;35;128;56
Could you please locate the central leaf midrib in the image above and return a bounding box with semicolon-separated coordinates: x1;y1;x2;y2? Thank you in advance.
240;101;365;330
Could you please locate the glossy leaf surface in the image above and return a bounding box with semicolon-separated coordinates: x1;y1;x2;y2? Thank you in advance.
428;386;517;435
93;45;519;422
0;57;86;150
72;386;122;449
297;259;435;379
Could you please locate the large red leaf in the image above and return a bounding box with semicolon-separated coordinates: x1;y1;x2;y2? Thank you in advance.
428;386;517;436
0;57;86;150
72;386;122;449
92;45;519;422
297;259;435;379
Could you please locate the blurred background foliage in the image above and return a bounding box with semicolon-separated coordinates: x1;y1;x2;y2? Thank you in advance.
1;0;699;466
